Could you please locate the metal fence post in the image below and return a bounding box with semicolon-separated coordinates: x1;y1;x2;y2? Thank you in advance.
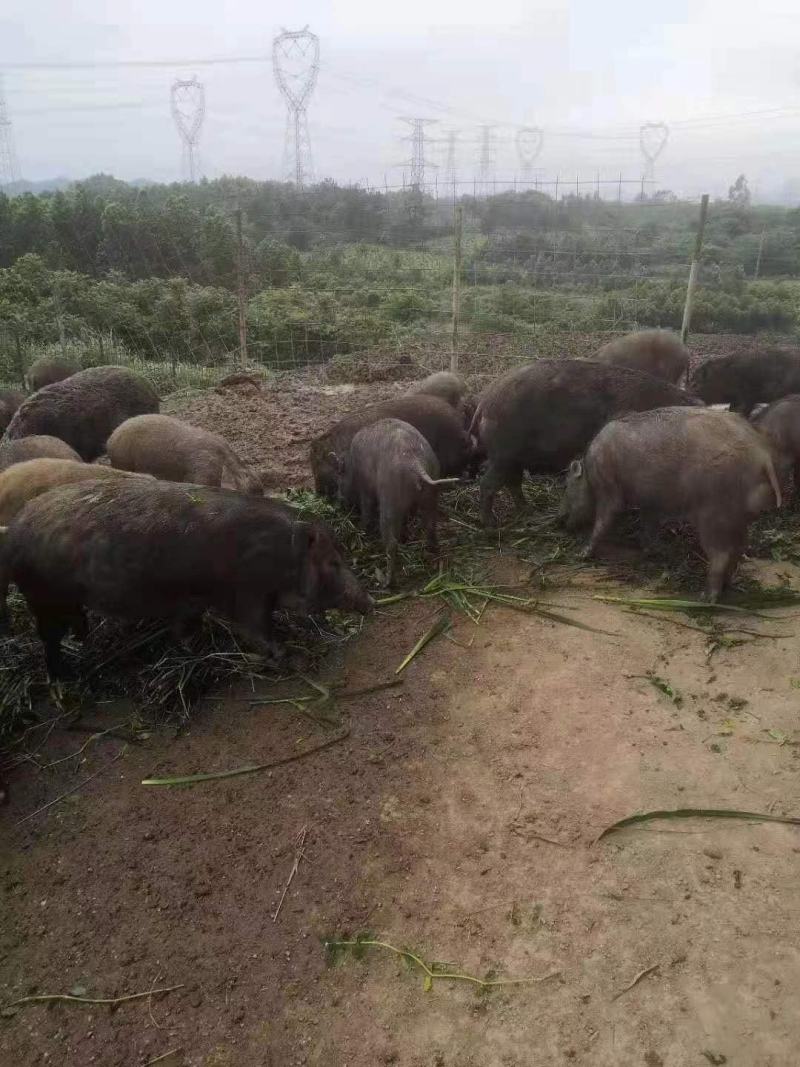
450;204;463;374
680;194;710;345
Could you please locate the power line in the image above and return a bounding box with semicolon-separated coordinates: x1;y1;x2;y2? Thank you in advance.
3;55;270;71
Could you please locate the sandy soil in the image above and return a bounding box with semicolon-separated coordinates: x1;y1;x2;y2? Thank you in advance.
3;340;800;1066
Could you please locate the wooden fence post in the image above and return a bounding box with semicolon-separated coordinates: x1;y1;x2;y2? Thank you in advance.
680;193;710;345
450;204;463;373
754;228;766;279
235;205;248;366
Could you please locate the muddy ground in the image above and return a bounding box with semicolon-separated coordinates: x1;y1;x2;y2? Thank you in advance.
3;334;800;1067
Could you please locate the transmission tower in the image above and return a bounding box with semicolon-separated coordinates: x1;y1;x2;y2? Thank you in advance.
0;75;20;188
639;122;669;182
273;26;320;187
476;125;497;196
399;117;437;192
516;126;543;177
170;76;205;182
441;128;460;190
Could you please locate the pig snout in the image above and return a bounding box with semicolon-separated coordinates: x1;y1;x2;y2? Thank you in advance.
305;523;373;615
333;567;374;615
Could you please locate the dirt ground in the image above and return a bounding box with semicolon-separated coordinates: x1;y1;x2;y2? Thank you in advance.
3;338;800;1066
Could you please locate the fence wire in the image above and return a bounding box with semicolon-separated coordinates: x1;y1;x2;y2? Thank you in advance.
0;177;797;391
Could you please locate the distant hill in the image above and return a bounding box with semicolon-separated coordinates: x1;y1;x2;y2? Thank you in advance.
2;174;155;197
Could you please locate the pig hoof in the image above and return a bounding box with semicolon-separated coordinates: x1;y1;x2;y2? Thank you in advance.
579;545;594;561
47;680;67;708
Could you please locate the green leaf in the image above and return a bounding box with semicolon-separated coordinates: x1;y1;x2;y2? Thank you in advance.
69;985;87;997
394;614;451;675
423;975;432;992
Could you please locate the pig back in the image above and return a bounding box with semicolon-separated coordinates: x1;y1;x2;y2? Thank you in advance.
6;480;306;618
4;366;159;460
586;406;778;516
474;360;698;472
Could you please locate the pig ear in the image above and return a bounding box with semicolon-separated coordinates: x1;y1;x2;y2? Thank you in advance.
569;459;584;478
328;450;344;473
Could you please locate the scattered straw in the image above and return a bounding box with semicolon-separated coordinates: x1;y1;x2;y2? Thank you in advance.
16;747;127;826
273;825;309;922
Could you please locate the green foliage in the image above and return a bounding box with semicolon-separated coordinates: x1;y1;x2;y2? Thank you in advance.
0;178;797;373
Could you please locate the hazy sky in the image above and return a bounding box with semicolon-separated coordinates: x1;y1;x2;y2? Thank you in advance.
2;0;799;200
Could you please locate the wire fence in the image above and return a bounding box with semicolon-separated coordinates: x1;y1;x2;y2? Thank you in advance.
1;177;797;391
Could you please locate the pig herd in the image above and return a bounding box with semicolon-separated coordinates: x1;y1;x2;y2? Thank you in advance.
1;328;800;678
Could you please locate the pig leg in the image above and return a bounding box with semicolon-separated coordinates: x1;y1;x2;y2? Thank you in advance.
420;488;440;554
69;608;89;641
509;478;527;512
380;508;402;587
479;461;521;527
33;608;70;680
697;513;739;602
358;489;377;533
583;497;621;558
232;588;280;657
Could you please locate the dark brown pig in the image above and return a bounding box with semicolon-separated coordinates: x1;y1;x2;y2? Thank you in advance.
108;413;262;494
25;356;78;393
0;435;81;471
311;395;471;500
0;390;25;435
690;349;800;416
343;418;459;585
595;329;689;385
0;479;372;678
470;360;701;526
3;366;159;461
751;394;800;493
560;406;781;601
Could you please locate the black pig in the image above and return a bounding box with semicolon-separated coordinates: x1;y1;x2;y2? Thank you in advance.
690;349;800;416
0;479;372;677
4;366;159;461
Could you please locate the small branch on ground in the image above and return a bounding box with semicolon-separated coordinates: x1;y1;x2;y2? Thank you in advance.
612;963;661;1001
3;984;183;1013
273;825;309;922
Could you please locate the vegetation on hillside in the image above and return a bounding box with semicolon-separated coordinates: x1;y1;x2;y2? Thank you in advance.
0;176;798;380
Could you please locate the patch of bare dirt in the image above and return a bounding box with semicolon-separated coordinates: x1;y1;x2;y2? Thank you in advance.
3;555;800;1066
163;378;414;490
4;343;800;1066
